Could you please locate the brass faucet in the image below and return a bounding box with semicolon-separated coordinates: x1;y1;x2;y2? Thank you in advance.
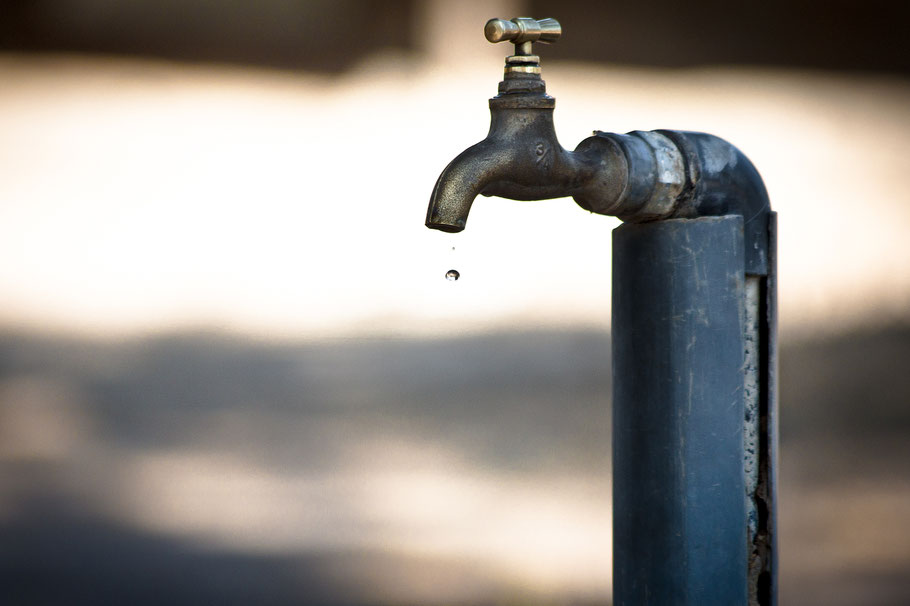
425;17;771;274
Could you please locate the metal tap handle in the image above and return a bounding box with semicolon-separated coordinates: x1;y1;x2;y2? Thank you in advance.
484;17;561;46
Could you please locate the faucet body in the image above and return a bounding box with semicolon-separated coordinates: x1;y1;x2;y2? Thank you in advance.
425;93;626;232
426;68;771;274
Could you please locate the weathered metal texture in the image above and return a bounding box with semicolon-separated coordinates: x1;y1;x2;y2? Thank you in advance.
744;276;762;601
763;212;779;606
424;19;772;277
424;68;629;232
745;213;778;606
426;113;771;276
658;131;771;276
612;216;749;605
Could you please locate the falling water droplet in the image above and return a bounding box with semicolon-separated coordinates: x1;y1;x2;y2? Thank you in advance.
445;269;460;281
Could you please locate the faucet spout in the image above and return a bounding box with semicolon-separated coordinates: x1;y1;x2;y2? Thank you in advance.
425;138;518;233
426;95;628;233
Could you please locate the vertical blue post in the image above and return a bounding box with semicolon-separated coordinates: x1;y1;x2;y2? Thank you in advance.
612;216;749;604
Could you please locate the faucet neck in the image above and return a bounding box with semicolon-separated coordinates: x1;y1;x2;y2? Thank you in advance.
492;54;553;109
497;53;547;94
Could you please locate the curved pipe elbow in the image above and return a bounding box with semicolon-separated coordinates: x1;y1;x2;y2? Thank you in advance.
658;131;769;220
591;130;772;275
659;131;772;275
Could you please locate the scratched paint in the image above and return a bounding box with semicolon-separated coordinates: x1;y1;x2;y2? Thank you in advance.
743;276;762;604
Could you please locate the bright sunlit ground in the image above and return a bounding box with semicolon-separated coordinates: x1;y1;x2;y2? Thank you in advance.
1;53;908;340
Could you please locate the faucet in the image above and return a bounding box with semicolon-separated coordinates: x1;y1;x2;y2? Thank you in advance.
425;19;779;604
425;17;771;275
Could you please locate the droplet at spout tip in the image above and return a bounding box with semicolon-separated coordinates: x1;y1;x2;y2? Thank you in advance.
445;269;460;281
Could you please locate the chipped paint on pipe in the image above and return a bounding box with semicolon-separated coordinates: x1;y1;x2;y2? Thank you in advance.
744;276;762;604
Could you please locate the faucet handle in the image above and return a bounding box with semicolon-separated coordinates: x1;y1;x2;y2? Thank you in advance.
484;17;561;55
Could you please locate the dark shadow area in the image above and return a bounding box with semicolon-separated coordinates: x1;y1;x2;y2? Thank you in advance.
1;0;909;75
0;0;414;73
0;493;342;606
0;329;612;473
781;322;910;440
0;322;908;603
0;329;614;605
531;0;910;75
2;488;586;606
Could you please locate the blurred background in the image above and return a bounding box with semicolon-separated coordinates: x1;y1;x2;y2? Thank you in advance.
1;1;909;604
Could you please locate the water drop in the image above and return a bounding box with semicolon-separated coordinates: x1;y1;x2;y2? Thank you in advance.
445;269;460;281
